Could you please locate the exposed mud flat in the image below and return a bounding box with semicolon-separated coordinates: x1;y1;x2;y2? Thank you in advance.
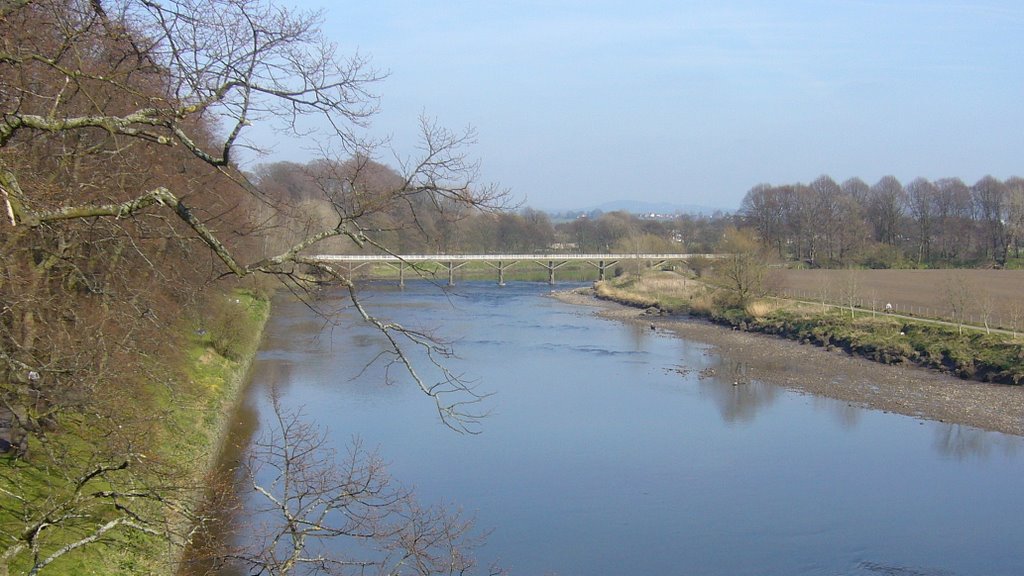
552;287;1024;437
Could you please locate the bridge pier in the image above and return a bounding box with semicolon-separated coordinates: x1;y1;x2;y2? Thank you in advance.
381;262;407;287
484;260;519;286
586;259;619;281
444;261;468;286
536;260;569;285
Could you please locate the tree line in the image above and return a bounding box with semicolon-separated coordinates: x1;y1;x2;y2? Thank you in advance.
258;159;1024;271
253;158;732;257
739;175;1024;268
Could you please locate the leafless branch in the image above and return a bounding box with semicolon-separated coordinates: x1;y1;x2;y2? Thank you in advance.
204;390;494;575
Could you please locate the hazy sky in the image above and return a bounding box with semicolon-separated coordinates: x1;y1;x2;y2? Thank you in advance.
251;1;1024;211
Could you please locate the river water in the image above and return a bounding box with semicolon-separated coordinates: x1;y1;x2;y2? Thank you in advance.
227;281;1024;576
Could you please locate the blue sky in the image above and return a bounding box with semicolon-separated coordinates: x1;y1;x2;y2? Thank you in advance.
251;1;1024;211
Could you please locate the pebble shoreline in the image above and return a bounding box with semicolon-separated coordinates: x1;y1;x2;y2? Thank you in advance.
551;287;1024;437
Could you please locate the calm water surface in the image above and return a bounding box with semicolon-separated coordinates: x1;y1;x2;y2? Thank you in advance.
235;282;1024;576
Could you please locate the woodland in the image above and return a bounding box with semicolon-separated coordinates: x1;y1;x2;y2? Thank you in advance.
0;0;504;573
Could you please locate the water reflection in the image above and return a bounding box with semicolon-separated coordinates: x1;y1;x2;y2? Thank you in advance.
829;398;864;429
934;423;1022;461
179;379;260;576
202;283;1024;576
692;356;782;424
626;316;656;348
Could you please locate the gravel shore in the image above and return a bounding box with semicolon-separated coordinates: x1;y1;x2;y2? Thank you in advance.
551;287;1024;437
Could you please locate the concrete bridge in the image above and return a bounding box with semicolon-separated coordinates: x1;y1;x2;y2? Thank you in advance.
310;253;721;286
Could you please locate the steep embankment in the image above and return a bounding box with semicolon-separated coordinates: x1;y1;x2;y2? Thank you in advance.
163;290;270;573
0;290;270;576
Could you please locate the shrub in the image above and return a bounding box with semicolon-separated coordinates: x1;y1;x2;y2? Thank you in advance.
746;299;776;318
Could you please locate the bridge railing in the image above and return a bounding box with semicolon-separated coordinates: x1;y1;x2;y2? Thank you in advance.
307;253;724;285
310;253;722;262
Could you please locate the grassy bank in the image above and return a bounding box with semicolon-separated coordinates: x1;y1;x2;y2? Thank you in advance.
595;273;1024;386
593;272;706;313
0;289;270;575
120;289;271;573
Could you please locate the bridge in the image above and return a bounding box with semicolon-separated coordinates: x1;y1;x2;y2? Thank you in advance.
310;253;721;286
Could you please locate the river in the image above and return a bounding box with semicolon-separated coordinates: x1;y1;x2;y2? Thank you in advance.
219;281;1024;576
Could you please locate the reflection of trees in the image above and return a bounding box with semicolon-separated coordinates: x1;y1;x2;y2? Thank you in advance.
698;358;780;423
933;424;1021;461
627;320;655;350
214;392;491;576
812;396;862;429
182;385;262;576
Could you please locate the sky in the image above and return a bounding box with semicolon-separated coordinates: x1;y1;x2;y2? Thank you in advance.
246;1;1024;212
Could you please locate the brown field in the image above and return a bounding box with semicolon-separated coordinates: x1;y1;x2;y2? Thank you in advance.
767;269;1024;331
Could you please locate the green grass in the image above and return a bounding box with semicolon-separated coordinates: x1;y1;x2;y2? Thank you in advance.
705;306;1024;384
0;289;270;575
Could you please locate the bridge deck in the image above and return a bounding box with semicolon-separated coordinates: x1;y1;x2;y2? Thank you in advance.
309;253;720;285
311;253;716;262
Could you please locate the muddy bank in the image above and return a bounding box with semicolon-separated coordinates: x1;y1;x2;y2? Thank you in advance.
552;287;1024;437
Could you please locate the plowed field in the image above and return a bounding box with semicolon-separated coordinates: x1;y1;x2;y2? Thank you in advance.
767;269;1024;331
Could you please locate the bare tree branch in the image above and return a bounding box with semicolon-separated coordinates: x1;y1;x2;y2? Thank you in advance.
202;390;496;575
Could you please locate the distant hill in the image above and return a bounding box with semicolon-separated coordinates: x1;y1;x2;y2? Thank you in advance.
590;200;729;215
547;200;730;219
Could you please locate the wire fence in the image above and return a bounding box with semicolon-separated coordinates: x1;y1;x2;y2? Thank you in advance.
774;288;1021;337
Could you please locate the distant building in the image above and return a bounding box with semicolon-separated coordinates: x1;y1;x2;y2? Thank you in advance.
548;242;579;251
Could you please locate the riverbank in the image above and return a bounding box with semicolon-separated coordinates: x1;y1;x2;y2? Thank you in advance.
167;290;270;573
0;289;270;576
552;287;1024;437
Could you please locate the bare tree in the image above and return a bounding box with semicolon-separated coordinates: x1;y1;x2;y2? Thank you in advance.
1;0;506;571
740;183;786;258
1009;301;1024;339
712;227;767;308
783;184;817;263
0;426;196;576
978;294;996;335
202;391;499;576
1;0;510;423
1006;177;1024;260
817;274;833;313
905;177;937;265
972;175;1009;265
867;176;905;247
838;268;862;319
840;177;871;206
833;194;870;265
809;175;842;263
933;178;975;263
944;272;973;335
